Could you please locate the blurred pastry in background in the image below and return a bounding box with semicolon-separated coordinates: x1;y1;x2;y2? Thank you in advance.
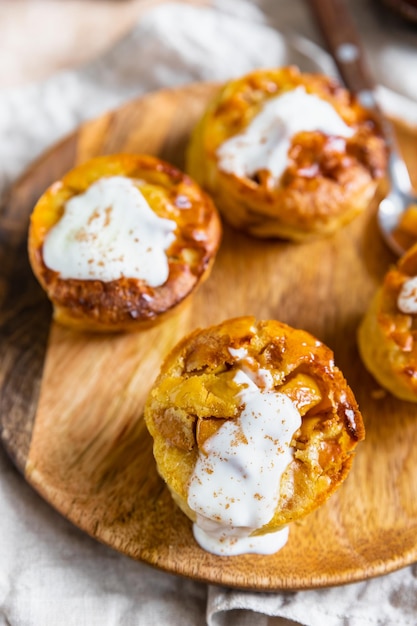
358;242;417;402
187;66;387;241
145;316;365;555
28;154;222;332
391;203;417;252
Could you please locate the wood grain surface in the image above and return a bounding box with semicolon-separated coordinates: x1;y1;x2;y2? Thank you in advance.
1;82;417;590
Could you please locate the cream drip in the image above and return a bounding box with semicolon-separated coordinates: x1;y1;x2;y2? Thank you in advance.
397;275;417;314
187;349;301;556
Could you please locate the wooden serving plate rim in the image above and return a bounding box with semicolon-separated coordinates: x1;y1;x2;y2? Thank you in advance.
1;81;417;591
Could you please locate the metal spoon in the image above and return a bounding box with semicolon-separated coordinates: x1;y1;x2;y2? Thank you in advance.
308;0;417;256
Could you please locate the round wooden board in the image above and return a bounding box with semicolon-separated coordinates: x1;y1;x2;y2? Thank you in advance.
1;82;417;590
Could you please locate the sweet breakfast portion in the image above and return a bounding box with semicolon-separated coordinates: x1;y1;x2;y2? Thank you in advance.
358;243;417;402
28;154;222;331
144;316;364;556
186;66;387;240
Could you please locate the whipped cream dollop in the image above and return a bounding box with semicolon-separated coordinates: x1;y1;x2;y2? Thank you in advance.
187;349;302;556
216;86;354;182
43;176;177;286
397;275;417;314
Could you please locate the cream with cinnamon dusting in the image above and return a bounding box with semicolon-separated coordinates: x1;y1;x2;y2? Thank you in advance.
28;153;222;331
144;316;365;556
188;361;301;555
43;176;176;286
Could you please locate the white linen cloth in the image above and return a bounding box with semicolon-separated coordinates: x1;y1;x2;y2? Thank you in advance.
1;1;417;624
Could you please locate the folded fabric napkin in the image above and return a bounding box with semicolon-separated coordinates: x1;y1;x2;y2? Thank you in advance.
1;2;417;625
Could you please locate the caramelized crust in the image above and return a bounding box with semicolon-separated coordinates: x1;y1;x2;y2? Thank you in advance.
145;316;364;531
28;154;222;331
186;66;387;240
358;243;417;401
392;204;417;252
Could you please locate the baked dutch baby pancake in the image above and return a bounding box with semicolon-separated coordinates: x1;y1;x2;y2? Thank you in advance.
28;154;222;331
187;66;387;240
144;316;364;556
358;243;417;402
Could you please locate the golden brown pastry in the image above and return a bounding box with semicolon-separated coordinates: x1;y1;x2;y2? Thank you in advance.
391;203;417;252
358;243;417;402
145;316;364;555
28;154;222;332
186;66;387;241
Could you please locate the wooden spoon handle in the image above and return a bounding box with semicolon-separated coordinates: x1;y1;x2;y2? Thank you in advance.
306;0;408;168
307;0;376;102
